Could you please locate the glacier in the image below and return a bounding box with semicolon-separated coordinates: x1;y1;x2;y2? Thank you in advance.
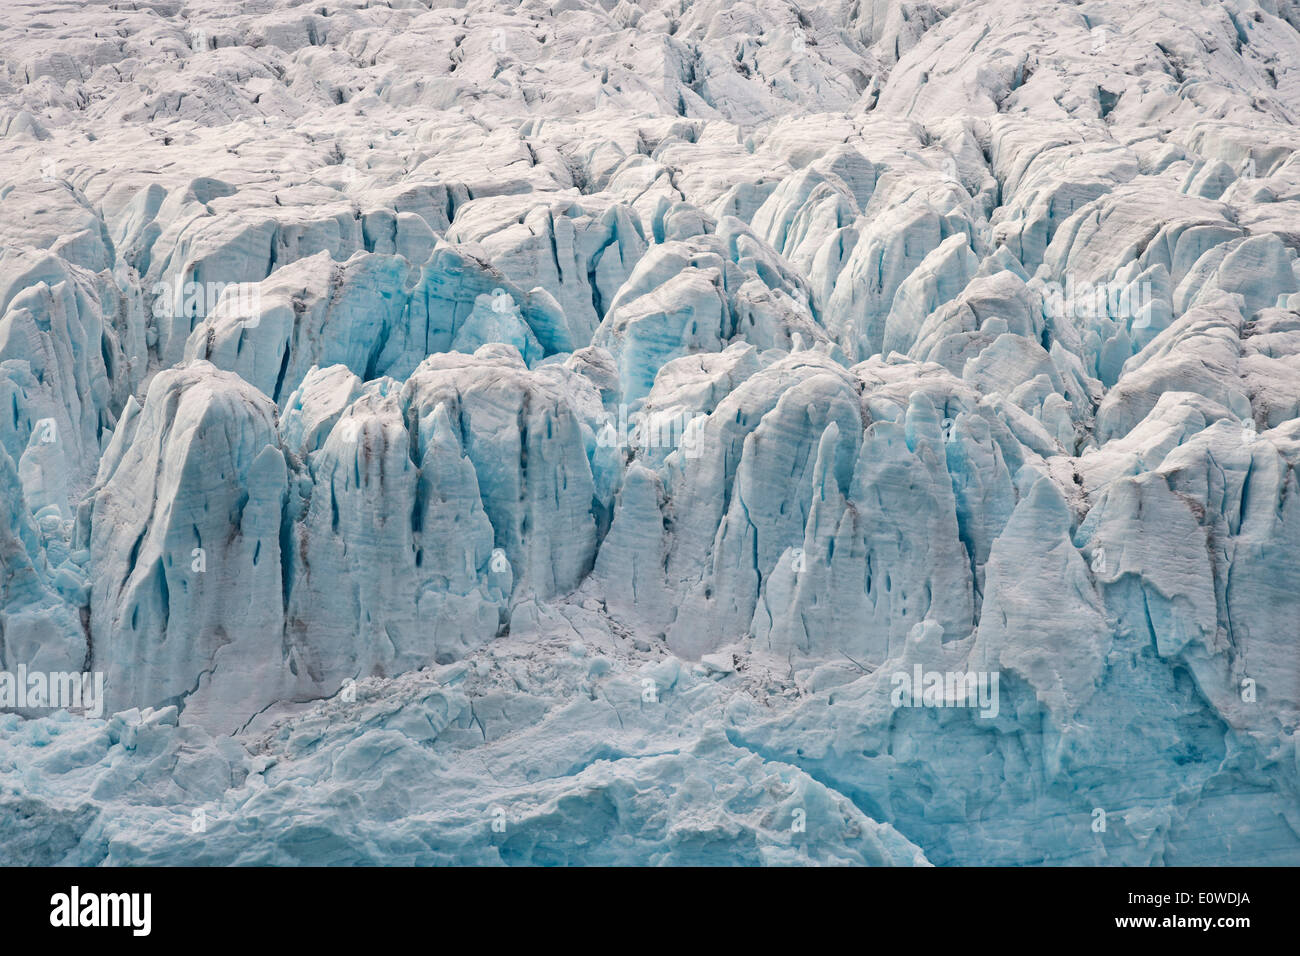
0;0;1298;865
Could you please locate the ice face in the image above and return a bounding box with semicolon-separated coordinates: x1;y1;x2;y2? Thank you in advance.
0;0;1298;865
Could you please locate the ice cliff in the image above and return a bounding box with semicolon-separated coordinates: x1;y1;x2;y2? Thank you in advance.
0;0;1298;865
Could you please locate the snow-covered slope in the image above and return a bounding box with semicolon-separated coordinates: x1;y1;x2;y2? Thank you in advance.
1;0;1298;865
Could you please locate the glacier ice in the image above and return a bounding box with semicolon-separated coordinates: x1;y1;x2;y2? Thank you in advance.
0;0;1298;866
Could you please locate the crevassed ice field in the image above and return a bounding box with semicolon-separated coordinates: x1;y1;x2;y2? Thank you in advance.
0;0;1298;865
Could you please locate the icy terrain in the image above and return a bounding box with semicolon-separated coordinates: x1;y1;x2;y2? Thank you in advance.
1;0;1299;865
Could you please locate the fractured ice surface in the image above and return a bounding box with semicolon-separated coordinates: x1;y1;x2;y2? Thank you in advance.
0;0;1298;865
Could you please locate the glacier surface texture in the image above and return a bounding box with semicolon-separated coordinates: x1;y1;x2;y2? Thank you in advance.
1;0;1299;865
